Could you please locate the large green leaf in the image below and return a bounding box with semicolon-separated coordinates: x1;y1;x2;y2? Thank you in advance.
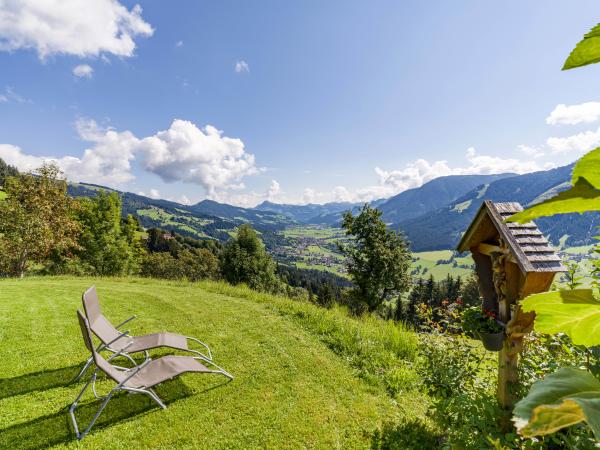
513;368;600;438
520;289;600;347
508;147;600;223
573;147;600;188
563;23;600;70
507;177;600;223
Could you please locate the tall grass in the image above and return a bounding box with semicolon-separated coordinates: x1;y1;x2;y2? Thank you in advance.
197;280;421;397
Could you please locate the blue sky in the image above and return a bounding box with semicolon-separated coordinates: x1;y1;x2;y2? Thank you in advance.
1;1;600;206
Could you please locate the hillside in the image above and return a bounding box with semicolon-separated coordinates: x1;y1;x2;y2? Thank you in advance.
68;184;295;241
378;173;514;223
0;277;434;449
254;200;363;223
399;164;600;251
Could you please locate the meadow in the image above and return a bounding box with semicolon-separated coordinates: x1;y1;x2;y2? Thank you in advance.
0;277;434;449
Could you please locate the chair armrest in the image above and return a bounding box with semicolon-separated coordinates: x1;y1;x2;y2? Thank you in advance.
97;330;130;352
115;315;137;329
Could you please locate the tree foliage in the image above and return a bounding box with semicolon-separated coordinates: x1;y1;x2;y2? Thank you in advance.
0;157;19;188
220;224;278;292
0;164;80;277
74;191;142;276
340;205;411;313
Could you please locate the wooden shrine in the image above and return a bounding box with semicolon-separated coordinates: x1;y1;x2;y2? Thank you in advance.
457;201;565;410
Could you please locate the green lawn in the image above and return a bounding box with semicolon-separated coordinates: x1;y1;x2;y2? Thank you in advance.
411;251;473;279
0;277;434;449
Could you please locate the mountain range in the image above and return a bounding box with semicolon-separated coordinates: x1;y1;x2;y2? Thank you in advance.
66;162;599;252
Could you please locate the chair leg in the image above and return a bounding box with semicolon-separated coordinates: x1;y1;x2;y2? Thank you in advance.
69;371;117;440
146;388;167;409
79;391;115;440
70;356;93;383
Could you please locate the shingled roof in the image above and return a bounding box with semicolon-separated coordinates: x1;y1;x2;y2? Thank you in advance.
457;200;565;273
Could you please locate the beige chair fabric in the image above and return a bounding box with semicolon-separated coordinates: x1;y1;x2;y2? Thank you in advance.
82;286;204;357
70;310;232;440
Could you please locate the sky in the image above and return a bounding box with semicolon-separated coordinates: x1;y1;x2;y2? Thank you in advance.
1;1;600;206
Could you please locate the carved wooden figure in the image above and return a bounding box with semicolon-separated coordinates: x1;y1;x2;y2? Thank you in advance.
457;201;565;410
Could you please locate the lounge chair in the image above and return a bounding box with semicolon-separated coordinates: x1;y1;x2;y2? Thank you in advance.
70;310;232;440
73;286;215;381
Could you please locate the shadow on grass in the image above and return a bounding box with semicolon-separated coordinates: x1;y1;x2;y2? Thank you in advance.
370;419;442;450
0;364;84;399
0;377;227;450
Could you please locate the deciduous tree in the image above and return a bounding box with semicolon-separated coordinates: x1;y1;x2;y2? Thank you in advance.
339;204;411;313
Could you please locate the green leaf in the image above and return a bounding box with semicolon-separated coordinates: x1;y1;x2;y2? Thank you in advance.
573;147;600;188
513;368;600;438
563;23;600;70
507;177;600;223
520;289;600;347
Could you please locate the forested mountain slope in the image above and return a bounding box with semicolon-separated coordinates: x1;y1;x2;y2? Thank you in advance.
398;164;600;251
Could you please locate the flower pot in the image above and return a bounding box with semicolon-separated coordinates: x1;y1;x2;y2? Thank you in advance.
478;330;505;352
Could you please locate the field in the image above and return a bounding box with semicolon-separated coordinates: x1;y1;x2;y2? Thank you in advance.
0;277;434;449
136;207;213;238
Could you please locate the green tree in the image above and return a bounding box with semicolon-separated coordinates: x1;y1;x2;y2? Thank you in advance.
316;283;335;308
220;224;278;292
0;157;19;188
339;204;411;313
0;164;80;277
404;278;424;324
561;260;584;290
460;272;481;307
75;191;141;276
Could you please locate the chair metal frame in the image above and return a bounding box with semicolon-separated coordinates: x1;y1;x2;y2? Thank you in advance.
70;312;233;440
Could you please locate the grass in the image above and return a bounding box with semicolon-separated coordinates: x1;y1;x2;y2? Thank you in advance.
411;251;473;279
0;189;6;200
0;277;434;449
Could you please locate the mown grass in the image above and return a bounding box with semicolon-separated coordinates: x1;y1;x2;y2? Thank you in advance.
0;277;435;449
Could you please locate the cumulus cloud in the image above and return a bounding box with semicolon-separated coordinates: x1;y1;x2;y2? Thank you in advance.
292;147;549;205
518;144;545;159
0;119;138;185
0;0;153;59
149;189;160;199
235;60;249;73
136;120;258;196
0;118;259;199
267;180;281;200
73;64;93;78
546;102;600;125
546;126;600;154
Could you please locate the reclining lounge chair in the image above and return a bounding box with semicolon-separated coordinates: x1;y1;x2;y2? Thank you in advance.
74;286;215;381
70;310;232;440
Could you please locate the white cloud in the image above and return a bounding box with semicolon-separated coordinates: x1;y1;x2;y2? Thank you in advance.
137;120;258;196
149;189;160;199
179;194;191;205
291;148;549;205
302;188;316;204
546;126;600;154
0;0;153;59
518;144;544;159
267;180;281;200
235;60;249;73
0;86;30;104
73;64;93;78
1;119;138;185
1;118;260;201
175;40;183;48
546;102;600;125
